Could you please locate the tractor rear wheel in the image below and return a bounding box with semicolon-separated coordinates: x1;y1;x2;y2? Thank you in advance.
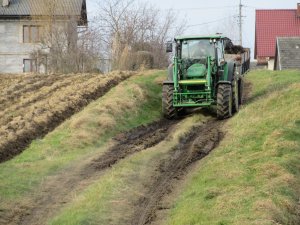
217;84;233;119
162;85;178;119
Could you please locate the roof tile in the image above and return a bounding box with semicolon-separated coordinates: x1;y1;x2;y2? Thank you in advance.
0;0;84;16
277;37;300;69
255;10;300;58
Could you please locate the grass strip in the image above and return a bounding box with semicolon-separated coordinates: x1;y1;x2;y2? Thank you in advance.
166;70;300;225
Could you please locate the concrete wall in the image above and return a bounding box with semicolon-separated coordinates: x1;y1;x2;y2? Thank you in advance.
268;59;275;71
0;19;78;74
0;20;42;73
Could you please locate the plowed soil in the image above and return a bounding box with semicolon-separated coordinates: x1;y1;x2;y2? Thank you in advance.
0;72;132;163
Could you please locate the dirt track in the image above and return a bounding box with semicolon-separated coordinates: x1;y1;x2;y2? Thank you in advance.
0;79;252;225
0;119;176;225
131;119;223;225
0;116;223;225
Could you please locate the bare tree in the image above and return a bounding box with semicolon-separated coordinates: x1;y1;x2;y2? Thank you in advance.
29;0;101;74
95;0;185;70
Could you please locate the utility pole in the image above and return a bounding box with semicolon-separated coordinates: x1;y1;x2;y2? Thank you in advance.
239;0;243;46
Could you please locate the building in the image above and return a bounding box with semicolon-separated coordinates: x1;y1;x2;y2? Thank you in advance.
255;4;300;70
274;37;300;70
0;0;87;74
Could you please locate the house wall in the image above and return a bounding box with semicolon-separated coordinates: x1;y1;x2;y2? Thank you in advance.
0;19;78;74
256;57;268;65
256;56;275;70
0;20;42;73
268;59;275;71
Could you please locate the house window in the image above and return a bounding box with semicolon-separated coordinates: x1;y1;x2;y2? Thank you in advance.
23;59;37;72
23;25;42;43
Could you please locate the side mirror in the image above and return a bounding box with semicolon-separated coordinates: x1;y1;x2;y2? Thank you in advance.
166;42;173;53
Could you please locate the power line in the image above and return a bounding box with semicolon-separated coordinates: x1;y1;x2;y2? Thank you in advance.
164;5;238;11
244;5;257;9
169;15;238;31
185;15;237;28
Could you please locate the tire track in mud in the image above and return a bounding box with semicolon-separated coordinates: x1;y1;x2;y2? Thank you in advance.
1;119;176;225
131;119;223;225
131;81;252;225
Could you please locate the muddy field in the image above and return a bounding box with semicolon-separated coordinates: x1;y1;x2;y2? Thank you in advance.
0;72;132;163
0;71;252;225
0;116;224;225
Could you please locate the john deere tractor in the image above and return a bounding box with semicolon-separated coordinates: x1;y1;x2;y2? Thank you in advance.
162;35;250;119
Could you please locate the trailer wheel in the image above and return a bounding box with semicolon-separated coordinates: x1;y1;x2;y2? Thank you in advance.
162;85;178;119
217;84;233;119
232;79;239;113
238;78;244;105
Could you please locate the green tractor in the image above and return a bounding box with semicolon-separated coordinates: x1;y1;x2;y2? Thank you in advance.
162;35;250;119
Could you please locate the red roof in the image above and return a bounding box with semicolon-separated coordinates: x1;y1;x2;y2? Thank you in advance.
255;10;300;58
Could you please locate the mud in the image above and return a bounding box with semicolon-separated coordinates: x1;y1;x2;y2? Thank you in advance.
131;119;223;225
0;119;176;225
243;80;253;103
89;119;176;171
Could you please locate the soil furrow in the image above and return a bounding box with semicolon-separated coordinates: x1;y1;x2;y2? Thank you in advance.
131;119;223;225
0;74;76;109
1;119;176;225
0;74;130;163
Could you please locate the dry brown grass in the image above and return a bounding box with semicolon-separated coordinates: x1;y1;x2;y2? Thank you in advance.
66;76;147;148
0;71;133;162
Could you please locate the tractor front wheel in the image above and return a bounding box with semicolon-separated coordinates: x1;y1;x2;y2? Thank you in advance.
217;84;233;119
162;85;178;119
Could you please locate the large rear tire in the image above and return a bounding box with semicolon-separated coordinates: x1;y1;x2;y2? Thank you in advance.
162;85;178;119
217;84;233;119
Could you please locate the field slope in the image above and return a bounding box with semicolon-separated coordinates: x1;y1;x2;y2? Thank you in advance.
0;72;132;162
0;70;165;225
167;70;300;225
0;69;299;225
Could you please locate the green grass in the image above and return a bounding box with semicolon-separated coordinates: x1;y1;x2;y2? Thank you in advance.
0;70;164;207
2;69;300;225
166;70;300;225
49;115;205;225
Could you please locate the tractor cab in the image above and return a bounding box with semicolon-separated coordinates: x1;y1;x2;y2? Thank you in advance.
181;39;215;80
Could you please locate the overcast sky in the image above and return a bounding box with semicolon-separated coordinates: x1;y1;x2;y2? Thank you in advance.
86;0;299;58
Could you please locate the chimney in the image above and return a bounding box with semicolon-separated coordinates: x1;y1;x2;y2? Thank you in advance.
297;3;300;17
2;0;10;7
